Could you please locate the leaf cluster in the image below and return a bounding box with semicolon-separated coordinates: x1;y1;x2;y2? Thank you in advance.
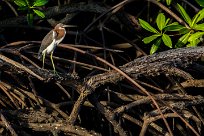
13;0;48;24
139;2;204;54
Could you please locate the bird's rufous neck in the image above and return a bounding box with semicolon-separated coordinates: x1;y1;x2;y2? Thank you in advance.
54;28;66;40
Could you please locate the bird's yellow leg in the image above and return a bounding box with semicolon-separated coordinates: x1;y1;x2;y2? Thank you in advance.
42;52;46;69
50;52;57;74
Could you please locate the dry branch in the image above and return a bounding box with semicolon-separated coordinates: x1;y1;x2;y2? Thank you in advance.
0;41;204;135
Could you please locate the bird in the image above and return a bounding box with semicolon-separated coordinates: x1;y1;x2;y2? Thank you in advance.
38;23;75;74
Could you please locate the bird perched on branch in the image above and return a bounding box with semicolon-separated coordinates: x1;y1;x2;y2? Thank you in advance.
38;23;75;74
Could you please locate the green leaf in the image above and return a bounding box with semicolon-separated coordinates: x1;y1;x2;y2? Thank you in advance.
196;9;204;23
178;27;190;35
33;0;48;7
14;0;27;7
162;34;172;48
194;0;204;7
27;13;33;25
177;4;192;26
33;9;45;18
166;0;172;5
139;19;159;33
191;9;204;26
187;39;200;47
164;24;185;31
156;13;166;31
193;23;204;31
17;6;28;10
165;18;170;26
175;31;191;48
191;13;200;27
170;22;179;25
188;31;204;41
142;34;161;44
150;38;161;54
25;0;30;6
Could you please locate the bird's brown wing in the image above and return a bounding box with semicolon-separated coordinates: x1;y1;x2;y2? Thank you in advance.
38;30;56;59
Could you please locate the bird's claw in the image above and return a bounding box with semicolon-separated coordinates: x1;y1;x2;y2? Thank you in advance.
53;70;60;76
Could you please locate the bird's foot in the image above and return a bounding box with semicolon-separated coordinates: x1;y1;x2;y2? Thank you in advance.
53;70;60;76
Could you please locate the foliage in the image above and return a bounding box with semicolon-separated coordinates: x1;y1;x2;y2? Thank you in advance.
194;0;204;7
13;0;48;25
176;4;204;47
139;13;176;54
139;3;204;54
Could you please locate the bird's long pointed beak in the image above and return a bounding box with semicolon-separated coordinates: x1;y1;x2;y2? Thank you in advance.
63;25;77;28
